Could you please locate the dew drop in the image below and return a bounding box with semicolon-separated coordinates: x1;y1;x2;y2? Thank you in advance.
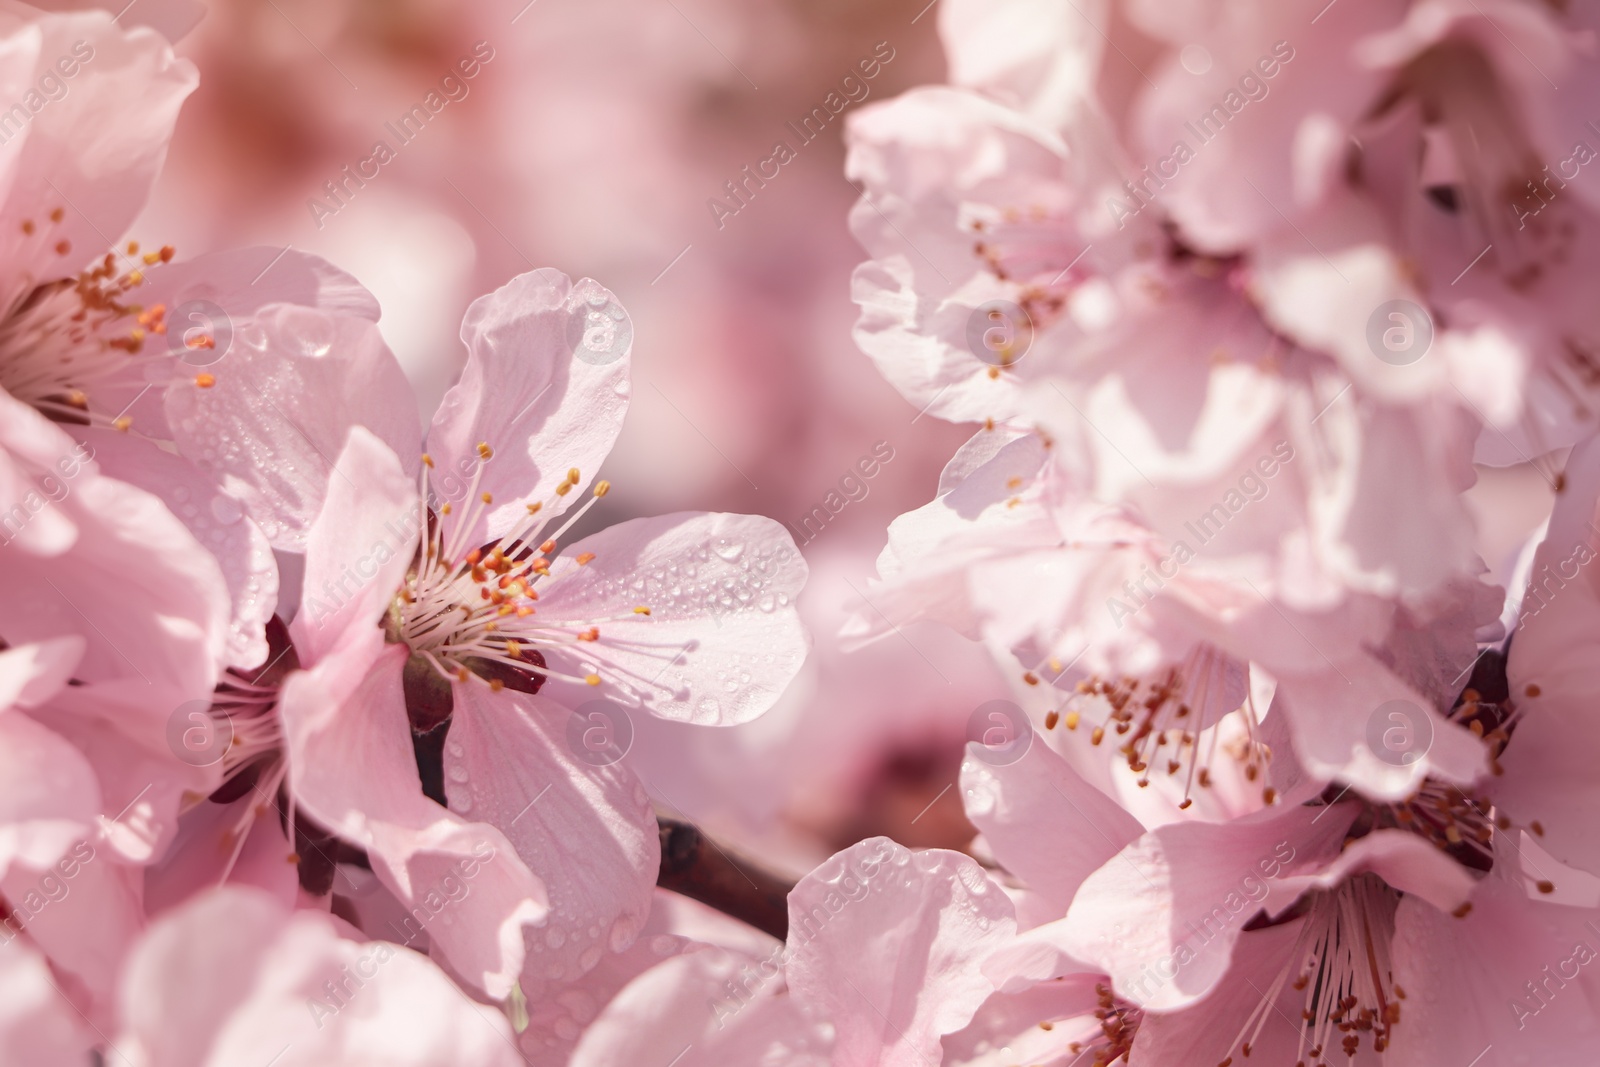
210;494;243;524
609;915;638;953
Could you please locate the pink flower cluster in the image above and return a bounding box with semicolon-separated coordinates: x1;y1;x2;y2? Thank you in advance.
7;0;1600;1065
676;0;1600;1063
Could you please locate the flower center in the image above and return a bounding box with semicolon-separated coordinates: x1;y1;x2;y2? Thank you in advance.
1066;983;1142;1067
0;233;179;427
1373;677;1555;892
1223;874;1402;1067
385;446;651;725
1046;646;1273;809
200;617;300;882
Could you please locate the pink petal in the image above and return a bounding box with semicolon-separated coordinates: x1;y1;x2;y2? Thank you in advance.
1126;0;1400;251
33;679;220;863
1274;652;1488;802
4;850;144;1025
845;88;1077;424
144;794;298;916
289;426;420;668
570;946;826;1067
81;428;277;671
960;740;1143;917
443;683;658;986
0;393;228;699
1127;919;1310;1066
518;888;784;1066
1390;871;1600;1064
1059;803;1355;1010
785;838;1017;1067
279;635;547;1000
115;887;525;1067
942;977;1116;1067
0;7;194;306
0;717;99;876
534;512;809;725
0;935;93;1065
428;270;632;549
1502;436;1600;874
95;247;382;437
165;307;420;552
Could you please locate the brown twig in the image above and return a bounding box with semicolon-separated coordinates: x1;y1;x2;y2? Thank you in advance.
656;817;793;940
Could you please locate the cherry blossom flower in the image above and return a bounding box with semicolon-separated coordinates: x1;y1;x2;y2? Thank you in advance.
254;269;808;1009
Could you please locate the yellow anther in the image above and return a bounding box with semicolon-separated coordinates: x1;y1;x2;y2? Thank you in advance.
633;606;651;615
584;673;601;686
593;480;611;497
194;373;216;388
